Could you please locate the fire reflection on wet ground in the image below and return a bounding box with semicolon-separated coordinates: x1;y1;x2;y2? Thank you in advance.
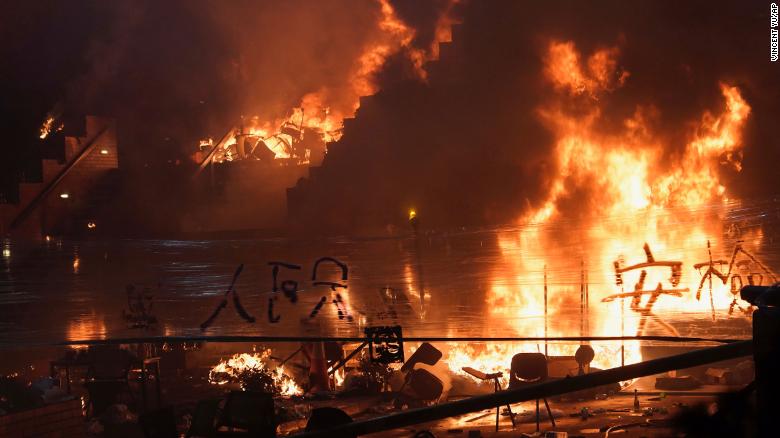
0;201;777;353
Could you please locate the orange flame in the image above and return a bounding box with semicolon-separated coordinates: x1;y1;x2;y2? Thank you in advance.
209;350;302;397
447;39;759;383
210;0;460;162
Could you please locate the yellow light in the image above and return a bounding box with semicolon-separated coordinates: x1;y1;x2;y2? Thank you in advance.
408;209;417;220
87;221;96;229
100;149;109;155
2;249;10;258
60;193;69;199
45;235;51;242
39;116;54;139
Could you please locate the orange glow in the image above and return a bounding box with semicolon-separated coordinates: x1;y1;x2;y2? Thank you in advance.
446;39;763;382
209;350;302;396
209;0;460;164
429;0;461;59
39;116;55;139
355;0;424;95
67;315;107;349
544;41;627;98
39;116;63;139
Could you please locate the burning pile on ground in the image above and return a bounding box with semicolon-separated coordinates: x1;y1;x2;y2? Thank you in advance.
208;349;302;397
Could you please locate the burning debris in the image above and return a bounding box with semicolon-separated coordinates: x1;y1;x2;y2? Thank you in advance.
38;115;63;140
208;349;302;397
205;110;333;166
197;0;461;170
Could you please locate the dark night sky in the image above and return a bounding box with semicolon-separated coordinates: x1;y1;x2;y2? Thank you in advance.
1;0;778;212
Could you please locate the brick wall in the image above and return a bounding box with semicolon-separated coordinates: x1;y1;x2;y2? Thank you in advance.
0;399;83;437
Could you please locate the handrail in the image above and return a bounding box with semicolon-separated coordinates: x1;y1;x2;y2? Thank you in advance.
0;334;746;349
193;127;235;177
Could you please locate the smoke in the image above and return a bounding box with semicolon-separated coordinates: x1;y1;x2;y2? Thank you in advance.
202;0;384;121
290;0;780;230
48;0;455;167
4;1;776;231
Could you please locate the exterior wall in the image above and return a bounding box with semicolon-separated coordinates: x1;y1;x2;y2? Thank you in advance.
182;161;309;233
0;116;119;238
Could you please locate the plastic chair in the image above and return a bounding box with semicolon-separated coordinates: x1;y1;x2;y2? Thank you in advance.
406;368;444;404
401;343;442;373
509;353;555;431
462;367;515;431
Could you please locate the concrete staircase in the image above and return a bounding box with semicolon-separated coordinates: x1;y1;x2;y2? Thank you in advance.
0;116;119;238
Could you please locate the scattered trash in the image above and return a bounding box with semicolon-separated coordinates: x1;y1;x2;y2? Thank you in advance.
100;403;137;425
655;375;701;390
464;411;493;422
641;406;668;416
513;407;564;423
704;361;754;385
633;389;640;412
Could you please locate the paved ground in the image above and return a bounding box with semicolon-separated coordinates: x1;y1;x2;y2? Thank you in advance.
277;376;743;437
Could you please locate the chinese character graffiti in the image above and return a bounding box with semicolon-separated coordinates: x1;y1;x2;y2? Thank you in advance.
200;264;256;330
603;243;687;336
694;239;777;317
199;258;354;328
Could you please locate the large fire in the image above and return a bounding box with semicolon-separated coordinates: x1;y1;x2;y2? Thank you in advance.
206;0;460;165
209;350;303;397
446;39;765;384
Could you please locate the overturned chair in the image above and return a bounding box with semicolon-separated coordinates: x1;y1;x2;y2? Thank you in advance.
396;342;445;407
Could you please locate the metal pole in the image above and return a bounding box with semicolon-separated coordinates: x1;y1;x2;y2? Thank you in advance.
19;334;743;349
585;264;589;339
580;259;585;342
544;265;548;357
292;341;753;437
327;341;369;375
620;272;626;367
